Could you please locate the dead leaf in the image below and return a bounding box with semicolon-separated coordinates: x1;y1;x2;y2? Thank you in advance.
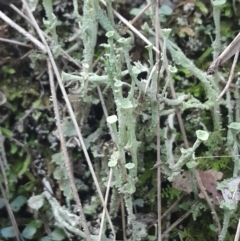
172;171;193;193
198;170;223;205
172;169;223;205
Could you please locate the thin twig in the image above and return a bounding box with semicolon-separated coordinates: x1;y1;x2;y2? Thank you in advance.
130;3;151;25
234;218;240;241
195;154;240;159
161;194;184;220
144;60;159;93
120;194;127;241
217;51;239;101
162;202;197;238
19;49;33;60
0;132;9;192
0;10;46;53
93;51;105;69
153;0;162;240
10;4;31;22
98;169;113;241
0;182;21;241
0;37;32;48
0;156;8;194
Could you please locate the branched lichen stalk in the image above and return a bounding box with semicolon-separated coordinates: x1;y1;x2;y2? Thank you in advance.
62;69;129;84
166;40;223;131
43;0;58;45
212;101;222;131
146;45;154;68
166;40;215;97
225;92;232;121
232;139;239;177
210;0;225;131
161;29;174;97
235;77;240;121
94;2;121;40
118;37;137;99
81;0;98;70
171;138;202;175
105;0;115;26
104;32;142;237
211;0;222;59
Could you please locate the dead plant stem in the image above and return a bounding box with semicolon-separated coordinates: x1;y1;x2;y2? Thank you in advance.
47;59;91;239
217;51;239;101
153;0;162;240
